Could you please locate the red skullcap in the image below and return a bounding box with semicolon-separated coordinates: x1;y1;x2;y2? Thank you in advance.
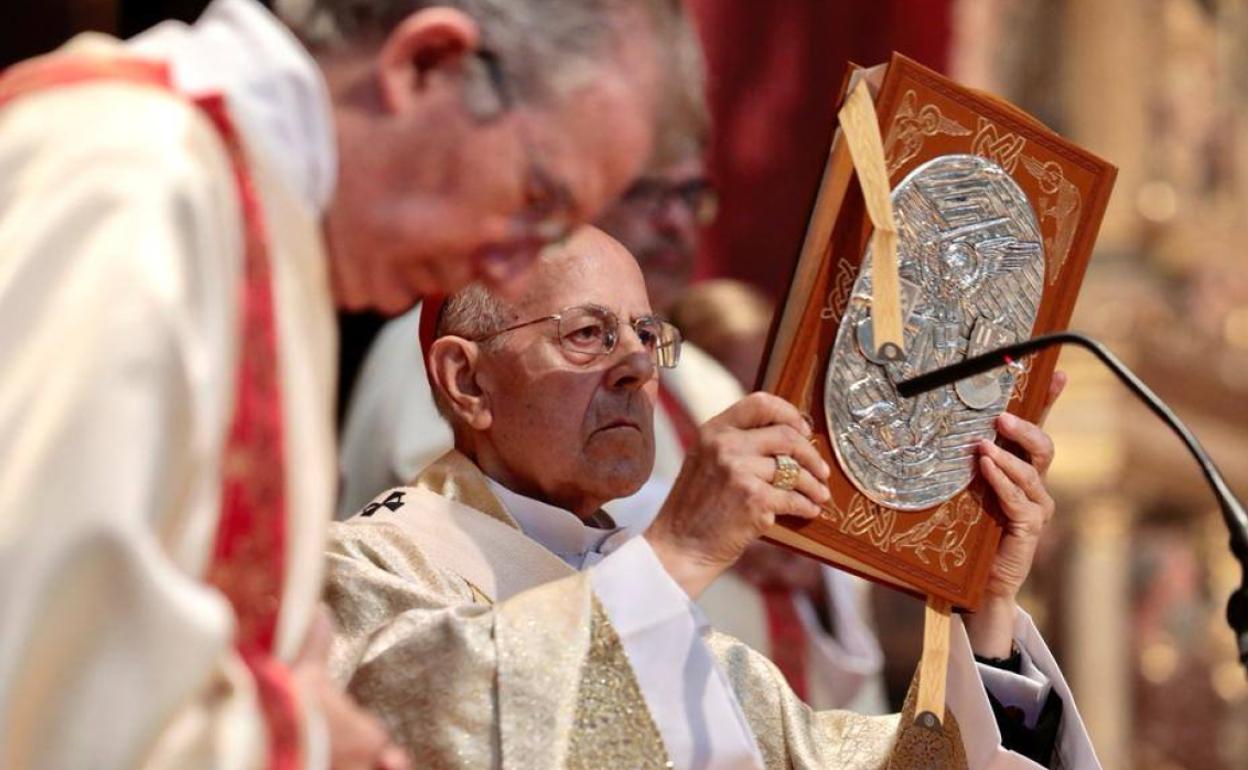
418;294;446;389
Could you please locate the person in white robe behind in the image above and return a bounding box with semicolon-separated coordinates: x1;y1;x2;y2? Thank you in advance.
325;224;1099;769
0;0;704;768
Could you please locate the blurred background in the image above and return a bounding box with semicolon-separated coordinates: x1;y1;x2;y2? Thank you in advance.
6;1;1246;767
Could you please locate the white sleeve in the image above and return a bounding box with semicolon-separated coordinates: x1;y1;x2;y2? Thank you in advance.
0;88;320;770
589;537;765;770
945;610;1100;770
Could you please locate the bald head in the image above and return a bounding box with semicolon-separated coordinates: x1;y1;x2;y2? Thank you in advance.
429;225;658;517
521;226;649;314
437;225;650;341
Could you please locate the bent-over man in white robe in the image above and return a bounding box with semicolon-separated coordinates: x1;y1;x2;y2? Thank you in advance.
0;1;702;767
324;225;1099;769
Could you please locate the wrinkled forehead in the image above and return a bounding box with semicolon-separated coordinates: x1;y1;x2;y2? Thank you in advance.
513;227;653;319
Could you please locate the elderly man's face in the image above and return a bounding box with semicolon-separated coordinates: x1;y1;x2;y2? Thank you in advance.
475;228;658;515
325;11;662;315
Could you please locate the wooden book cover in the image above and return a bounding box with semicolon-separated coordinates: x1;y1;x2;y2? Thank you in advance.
759;53;1117;609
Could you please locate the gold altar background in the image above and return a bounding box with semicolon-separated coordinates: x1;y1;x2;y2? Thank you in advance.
944;2;1248;768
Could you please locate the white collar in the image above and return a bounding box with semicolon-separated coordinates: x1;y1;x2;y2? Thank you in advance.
130;0;337;215
484;477;628;570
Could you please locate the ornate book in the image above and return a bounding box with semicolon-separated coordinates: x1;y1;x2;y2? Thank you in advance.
759;53;1117;609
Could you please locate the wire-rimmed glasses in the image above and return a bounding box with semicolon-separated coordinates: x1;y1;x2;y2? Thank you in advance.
474;303;682;369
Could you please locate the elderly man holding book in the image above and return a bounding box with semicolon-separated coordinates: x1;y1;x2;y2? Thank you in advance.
324;225;1098;769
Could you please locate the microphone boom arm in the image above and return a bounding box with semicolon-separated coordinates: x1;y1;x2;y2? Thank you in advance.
896;331;1248;671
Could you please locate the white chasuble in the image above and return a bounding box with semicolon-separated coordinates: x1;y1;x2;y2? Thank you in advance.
0;2;336;768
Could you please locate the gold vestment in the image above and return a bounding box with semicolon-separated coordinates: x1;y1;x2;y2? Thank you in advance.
324;451;963;769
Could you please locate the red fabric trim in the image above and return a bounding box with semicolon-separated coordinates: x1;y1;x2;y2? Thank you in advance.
418;293;446;390
0;56;171;101
687;0;953;298
761;588;810;702
243;652;305;770
194;91;287;657
0;57;301;770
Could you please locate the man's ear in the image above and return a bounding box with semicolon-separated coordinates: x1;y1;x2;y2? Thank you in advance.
428;336;492;431
376;7;480;114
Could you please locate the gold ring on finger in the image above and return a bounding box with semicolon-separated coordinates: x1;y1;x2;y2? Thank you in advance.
771;454;800;491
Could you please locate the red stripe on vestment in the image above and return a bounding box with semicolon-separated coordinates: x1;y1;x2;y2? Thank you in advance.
761;588;810;702
656;382;700;451
0;57;300;770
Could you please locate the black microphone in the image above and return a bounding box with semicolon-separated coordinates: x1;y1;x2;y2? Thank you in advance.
896;331;1248;671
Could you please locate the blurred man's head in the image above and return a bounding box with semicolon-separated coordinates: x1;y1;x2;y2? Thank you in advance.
280;0;705;314
427;226;682;517
595;156;717;316
590;16;713;317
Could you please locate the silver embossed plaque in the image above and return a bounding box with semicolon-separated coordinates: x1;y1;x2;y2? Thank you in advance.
825;154;1044;510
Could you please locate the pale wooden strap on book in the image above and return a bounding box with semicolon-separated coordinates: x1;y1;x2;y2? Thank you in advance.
917;597;953;722
837;80;905;358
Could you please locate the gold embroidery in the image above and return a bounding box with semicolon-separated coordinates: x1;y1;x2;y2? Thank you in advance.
821;259;860;323
413;450;516;527
1020;156;1082;285
567;598;672;769
887;675;969;770
842;495;900;549
890;494;984;573
706;631;902;769
467;582;494;606
883;90;972;175
1008;357;1034;406
971;117;1026;174
821;490;985;575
